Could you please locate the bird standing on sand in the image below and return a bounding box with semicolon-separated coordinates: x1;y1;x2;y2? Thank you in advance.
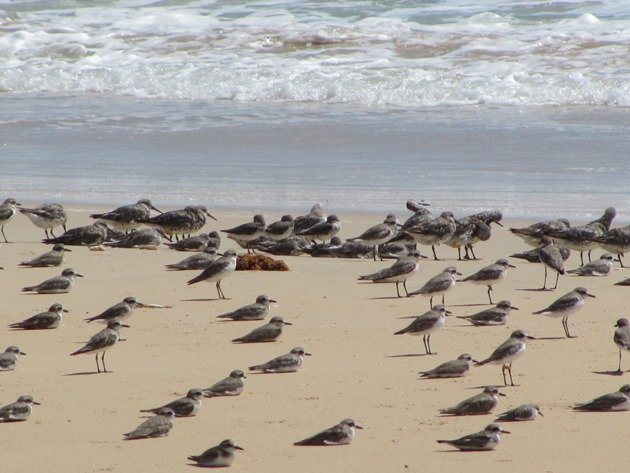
188;439;244;467
457;300;518;326
0;396;40;422
409;266;461;308
221;215;266;253
22;268;83;294
461;259;515;304
419;353;477;378
573;385;630;412
187;250;238;300
394;305;450;355
70;320;128;373
0;346;26;371
440;386;505;416
476;330;535;386
437;424;510;451
294;419;362;446
248;347;311;373
589;226;630;267
90;198;161;232
538;236;565;290
137;205;216;241
348;214;400;261
84;296;142;324
403;211;457;260
124;408;175;440
509;218;570;247
203;370;246;398
19;203;67;238
140;389;204;417
0;198;20;243
357;250;422;298
9;303;67;330
19;243;70;267
613;318;629;374
532;287;595;338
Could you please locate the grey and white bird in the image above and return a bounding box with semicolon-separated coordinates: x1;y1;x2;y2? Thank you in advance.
408;266;461;308
19;243;70;267
140;389;204;417
264;215;295;241
165;247;218;271
70;319;128;373
137;205;216;241
403;211;457;260
461;259;515;304
0;197;20;243
124;407;175;440
85;296;142;324
22;267;83;294
348;214;400;261
165;233;212;252
105;227;166;249
217;295;276;321
613;318;630;374
9;303;67;330
394;305;450;355
294;418;363;446
357;250;422;298
439;386;506;416
437;423;510;451
0;396;40;422
615;278;630;286
532;287;595;338
573;384;630;412
510;246;571;264
538;236;565;290
419;353;477;378
297;214;341;244
509;218;571;247
293;203;325;233
90;198;162;232
457;300;519;327
567;253;614;276
476;330;535;386
231;316;291;343
495;404;543;422
43;221;109;247
248;347;311;373
0;346;26;371
187;250;238;300
19;203;67;238
203;370;246;398
188;439;244;467
589;226;630;268
222;215;266;253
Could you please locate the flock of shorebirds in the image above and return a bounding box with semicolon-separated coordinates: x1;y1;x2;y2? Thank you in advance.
0;197;629;463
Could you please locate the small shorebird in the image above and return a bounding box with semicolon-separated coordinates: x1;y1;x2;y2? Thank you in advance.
495;404;543;422
0;396;40;422
70;320;128;373
439;386;505;416
357;250;422;298
187;250;238;299
419;353;477;378
264;215;295;241
248;347;311;373
293;203;325;233
140;389;204;417
457;300;518;326
404;211;457;260
294;419;362;446
532;287;595;338
476;330;535;386
19;243;70;267
124;408;175;440
589;226;630;267
509;218;570;247
43;221;108;246
231;316;291;343
188;439;244;467
510;246;571;263
9;303;67;330
394;305;450;355
105;227;167;249
297;214;341;244
85;296;142;324
437;424;510;451
615;278;630;286
216;295;276;321
203;370;246;398
408;266;461;308
348;214;400;261
0;198;20;243
137;205;216;241
222;214;266;253
165;247;218;271
613;318;629;374
567;253;614;276
573;384;630;412
166;233;212;252
0;346;26;371
461;259;515;304
19;203;67;238
90;198;161;232
538;236;565;290
22;268;83;294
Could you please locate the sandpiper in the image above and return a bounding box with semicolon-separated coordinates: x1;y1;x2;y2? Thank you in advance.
567;253;614;276
166;233;212;252
203;370;246;397
476;330;535;386
137;205;216;241
0;346;26;371
43;221;108;246
264;215;295;241
348;214;400;261
140;389;204;417
216;295;276;321
573;384;630;412
0;396;40;422
124;407;175;440
187;250;238;299
105;227;166;249
613;318;629;374
440;386;505;415
85;296;142;324
294;418;362;446
22;268;83;294
70;320;128;373
188;439;244;467
19;243;70;267
248;347;311;373
394;305;450;355
419;353;477;378
9;303;67;330
532;287;595;338
90;198;161;232
357;250;422;298
495;404;543;422
461;259;515;304
538;236;565;290
19;203;67;238
222;215;266;253
297;214;341;244
510;246;571;263
509;218;570;247
437;423;510;451
231;316;291;343
403;211;457;260
293;203;325;233
0;198;20;243
589;226;630;267
408;266;461;308
457;300;519;326
165;247;218;271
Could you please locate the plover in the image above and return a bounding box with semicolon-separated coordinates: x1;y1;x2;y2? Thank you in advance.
437;423;510;451
461;259;515;304
403;211;457;260
357;250;422;298
419;353;477;378
297;214;341;244
231;316;291;343
348;214;400;261
294;418;362;446
532;287;595;338
43;221;108;247
90;198;161;232
394;305;450;355
19;243;70;267
457;300;519;326
70;319;128;373
0;198;20;243
124;407;175;440
140;389;204;417
589;226;630;267
476;330;534;386
137;205;216;241
105;227;166;249
85;296;142;324
0;396;40;422
188;439;244;467
510;246;571;264
495;404;543;422
22;267;83;294
445;217;489;261
165;247;218;271
509;218;571;247
573;384;630;412
216;295;276;321
538;236;565;290
0;346;26;371
264;215;295;241
203;370;246;397
187;250;238;299
166;233;212;252
248;347;311;373
9;303;67;330
293;203;325;233
613;318;630;374
439;386;505;416
567;253;614;276
222;215;266;253
408;266;461;307
19;203;67;238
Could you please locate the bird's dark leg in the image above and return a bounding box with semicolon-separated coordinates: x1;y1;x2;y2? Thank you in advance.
427;334;433;354
468;245;478;260
618;254;624;268
579;251;584;266
45;229;49;239
216;281;223;299
553;272;560;290
487;285;493;304
403;280;409;297
63;224;67;232
432;245;439;260
507;364;514;386
373;244;378;262
429;296;434;307
501;365;508;386
395;282;401;298
422;335;429;354
95;353;101;373
618;350;623;374
441;295;445;305
542;266;548;290
1;227;9;243
102;352;108;373
587;250;592;262
457;247;462;261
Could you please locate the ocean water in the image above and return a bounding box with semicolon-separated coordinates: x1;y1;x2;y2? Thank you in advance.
0;1;629;220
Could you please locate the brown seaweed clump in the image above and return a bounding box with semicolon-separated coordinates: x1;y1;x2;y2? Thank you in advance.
236;254;289;271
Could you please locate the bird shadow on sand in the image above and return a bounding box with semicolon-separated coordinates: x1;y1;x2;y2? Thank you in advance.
592;369;625;377
182;298;230;302
386;353;434;358
517;287;557;292
64;371;110;376
467;384;517;390
534;336;570;341
368;296;410;301
449;303;490;308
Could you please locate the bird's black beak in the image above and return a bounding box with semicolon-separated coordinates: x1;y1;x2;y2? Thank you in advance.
234;445;244;451
19;351;27;355
587;294;596;298
511;306;519;311
65;248;72;252
62;309;69;313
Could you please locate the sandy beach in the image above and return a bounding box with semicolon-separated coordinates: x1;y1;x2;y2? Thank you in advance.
1;205;628;472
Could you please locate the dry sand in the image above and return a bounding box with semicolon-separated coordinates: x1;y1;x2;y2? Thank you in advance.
1;205;628;472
